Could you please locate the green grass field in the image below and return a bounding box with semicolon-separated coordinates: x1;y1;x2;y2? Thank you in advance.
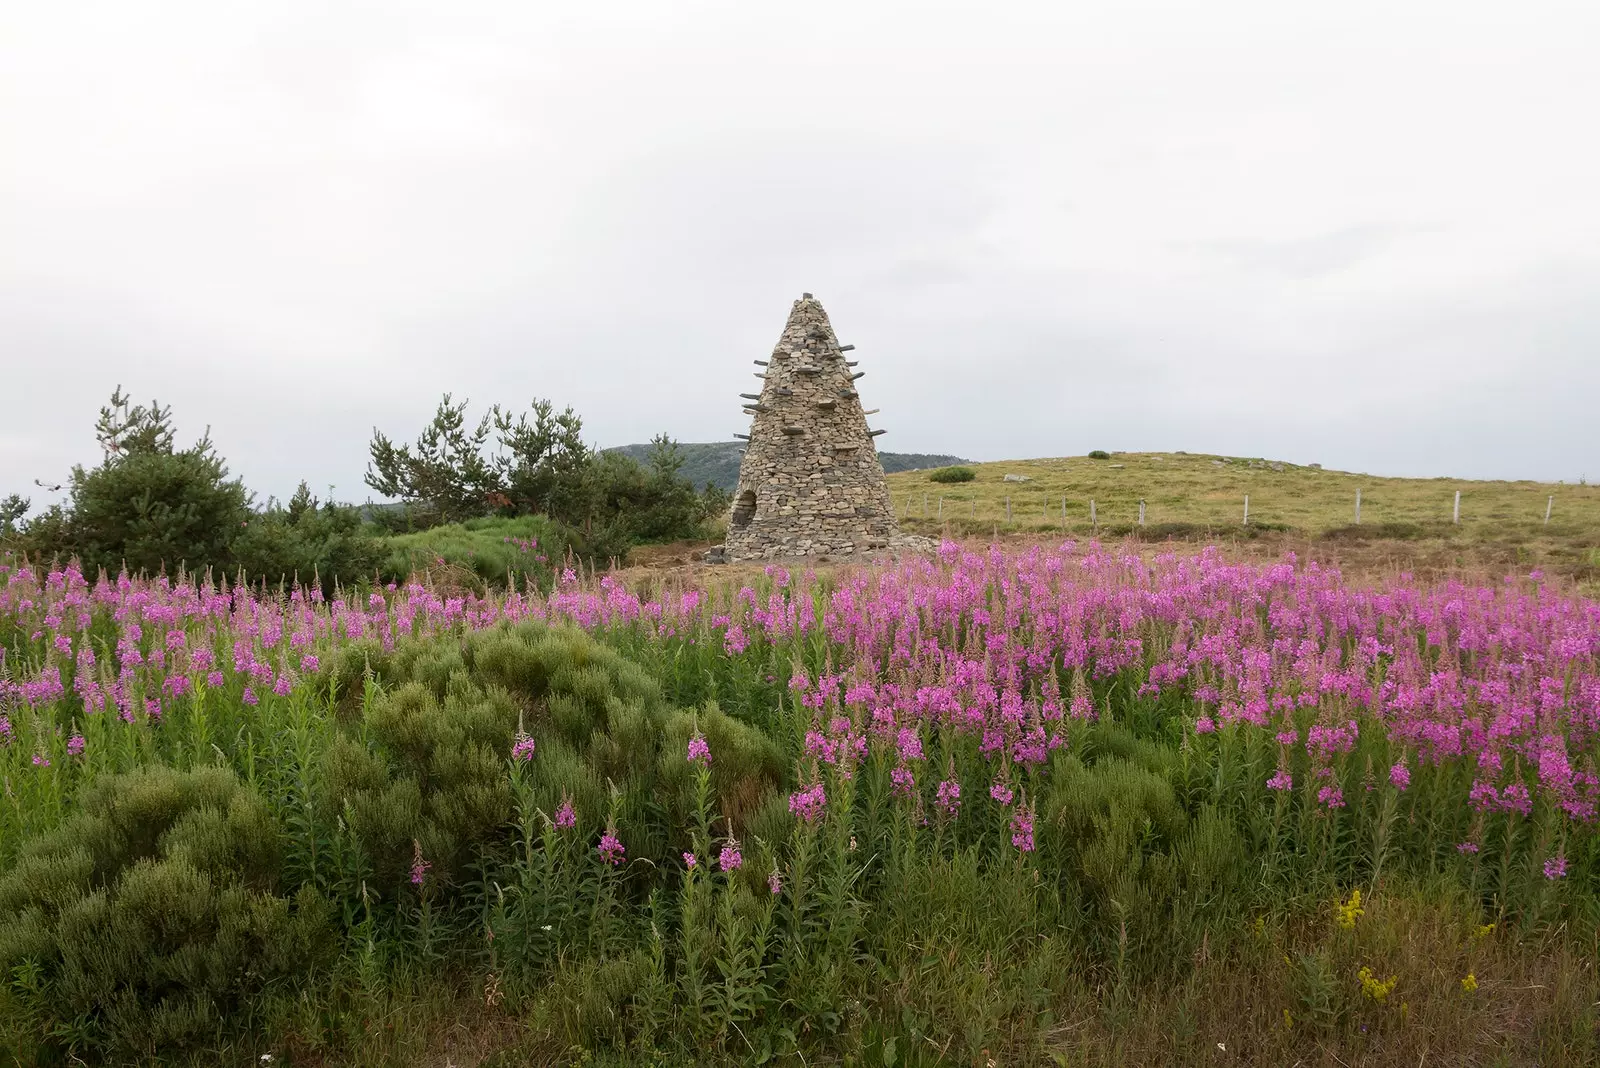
884;452;1600;590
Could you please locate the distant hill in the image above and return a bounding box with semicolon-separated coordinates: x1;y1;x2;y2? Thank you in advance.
606;441;968;492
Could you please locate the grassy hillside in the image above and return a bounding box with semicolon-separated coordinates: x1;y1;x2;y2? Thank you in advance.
607;441;966;491
885;451;1600;588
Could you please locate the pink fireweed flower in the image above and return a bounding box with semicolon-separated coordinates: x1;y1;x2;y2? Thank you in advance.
511;736;537;762
896;727;924;763
272;673;292;697
935;778;962;818
410;841;430;886
686;733;712;767
1388;760;1411;791
768;868;782;895
66;733;85;757
990;781;1015;806
1194;716;1216;734
1010;802;1036;853
1457;841;1480;855
597;830;626;866
723;625;748;656
554;797;577;830
32;752;50;768
1267;768;1294;791
1544;854;1568;880
0;715;11;745
788;781;827;823
682;851;697;869
242;687;259;707
206;670;225;688
1317;784;1345;809
717;841;743;872
890;765;916;798
300;653;319;672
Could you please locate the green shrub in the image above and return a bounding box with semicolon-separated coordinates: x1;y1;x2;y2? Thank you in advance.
326;679;520;887
0;766;330;1061
928;466;976;484
325;621;674;888
1087;449;1112;460
233;481;387;593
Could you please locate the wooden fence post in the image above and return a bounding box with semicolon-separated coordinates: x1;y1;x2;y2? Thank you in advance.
1355;488;1361;525
1090;499;1097;529
1545;495;1553;525
1453;490;1461;525
1243;495;1249;526
1006;496;1012;523
1138;499;1146;526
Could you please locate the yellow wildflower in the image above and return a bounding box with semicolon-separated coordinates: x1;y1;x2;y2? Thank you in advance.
1462;973;1478;993
1357;965;1398;1003
1335;888;1365;930
1474;923;1494;940
1282;1008;1293;1030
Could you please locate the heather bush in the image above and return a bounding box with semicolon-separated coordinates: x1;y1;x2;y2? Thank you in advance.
1087;449;1112;460
928;465;976;483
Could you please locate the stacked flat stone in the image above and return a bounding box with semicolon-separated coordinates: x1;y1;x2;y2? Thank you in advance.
721;294;901;561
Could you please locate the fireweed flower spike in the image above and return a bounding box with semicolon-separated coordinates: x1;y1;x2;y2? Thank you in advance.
686;732;711;767
410;841;431;886
510;735;537;762
554;796;577;830
788;781;826;823
768;869;782;895
1010;799;1036;853
598;826;626;866
717;838;743;872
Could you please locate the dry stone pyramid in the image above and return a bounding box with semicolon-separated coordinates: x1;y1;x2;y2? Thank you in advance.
719;294;905;561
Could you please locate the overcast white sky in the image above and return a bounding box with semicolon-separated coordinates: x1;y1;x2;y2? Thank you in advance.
3;1;1597;508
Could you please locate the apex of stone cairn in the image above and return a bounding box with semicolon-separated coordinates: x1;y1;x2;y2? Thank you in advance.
706;294;932;563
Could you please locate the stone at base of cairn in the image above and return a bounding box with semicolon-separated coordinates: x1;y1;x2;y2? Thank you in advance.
701;533;934;566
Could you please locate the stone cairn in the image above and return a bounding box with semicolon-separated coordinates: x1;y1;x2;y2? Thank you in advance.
713;294;918;563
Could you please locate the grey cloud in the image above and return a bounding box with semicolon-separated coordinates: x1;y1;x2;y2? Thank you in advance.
1188;224;1444;279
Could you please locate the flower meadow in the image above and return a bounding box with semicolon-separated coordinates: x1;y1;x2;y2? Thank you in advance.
1;541;1598;1065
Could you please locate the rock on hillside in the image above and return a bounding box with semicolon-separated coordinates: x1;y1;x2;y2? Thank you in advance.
605;441;968;492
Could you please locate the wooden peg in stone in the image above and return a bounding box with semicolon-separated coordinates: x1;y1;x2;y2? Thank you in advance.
782;425;805;436
754;359;768;366
868;429;887;437
849;371;865;380
845;360;858;367
815;399;837;410
734;433;750;440
862;408;879;416
839;343;855;351
739;393;761;400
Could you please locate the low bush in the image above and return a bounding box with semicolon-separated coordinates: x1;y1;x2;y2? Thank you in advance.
928;465;976;484
0;766;331;1062
1087;449;1112;460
